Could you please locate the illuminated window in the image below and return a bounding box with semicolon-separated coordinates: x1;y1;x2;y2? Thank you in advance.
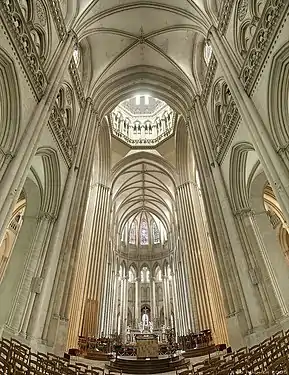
204;43;212;65
128;268;135;282
136;95;141;105
129;221;136;244
141;267;150;283
73;46;80;67
152;221;160;244
140;217;149;245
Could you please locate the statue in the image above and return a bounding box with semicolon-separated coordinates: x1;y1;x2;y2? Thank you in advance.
149;321;153;333
142;307;149;330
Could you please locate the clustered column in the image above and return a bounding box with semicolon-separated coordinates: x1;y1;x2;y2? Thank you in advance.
176;182;212;332
81;182;111;338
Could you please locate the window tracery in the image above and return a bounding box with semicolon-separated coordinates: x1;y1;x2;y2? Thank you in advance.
129;221;136;244
234;0;266;58
152;221;160;244
140;217;149;245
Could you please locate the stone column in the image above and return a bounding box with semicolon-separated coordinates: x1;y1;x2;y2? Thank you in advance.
208;26;289;223
27;100;97;343
112;272;120;333
81;183;111;338
173;266;185;335
176;182;213;332
170;272;178;334
187;103;265;346
7;212;56;334
162;275;169;326
135;277;139;327
122;275;128;341
151;277;156;325
191;180;228;344
100;260;111;336
0;31;77;244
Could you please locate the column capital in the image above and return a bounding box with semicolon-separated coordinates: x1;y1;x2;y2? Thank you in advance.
67;29;79;45
37;211;57;224
233;207;253;218
206;25;217;43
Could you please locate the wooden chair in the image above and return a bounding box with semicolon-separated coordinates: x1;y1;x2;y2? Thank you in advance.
0;355;12;375
92;366;105;375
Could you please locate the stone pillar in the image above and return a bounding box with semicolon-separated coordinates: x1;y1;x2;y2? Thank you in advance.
27;100;97;345
122;275;128;341
170;272;178;334
249;210;289;315
112;272;120;333
100;261;111;336
81;183;111;338
135;277;139;327
176;182;212;332
7;212;56;334
187;102;265;346
162;275;168;326
208;26;289;223
151;277;156;324
191;180;228;344
174;266;185;335
0;31;77;244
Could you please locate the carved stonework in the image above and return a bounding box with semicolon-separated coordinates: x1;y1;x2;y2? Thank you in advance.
69;59;85;108
48;105;74;167
0;0;47;99
214;99;240;164
47;0;67;40
201;56;217;106
218;0;235;35
240;0;288;94
66;87;72;105
35;0;46;26
237;0;248;21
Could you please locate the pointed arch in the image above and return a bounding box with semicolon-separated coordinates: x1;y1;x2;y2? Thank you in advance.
229;142;256;212
268;42;289;148
0;47;20;156
35;147;61;216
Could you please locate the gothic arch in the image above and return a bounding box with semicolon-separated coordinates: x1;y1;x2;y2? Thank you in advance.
27;0;52;65
191;34;208;91
268;42;289;148
0;47;20;156
229;142;255;212
0;176;41;325
35;147;61;216
211;77;232;135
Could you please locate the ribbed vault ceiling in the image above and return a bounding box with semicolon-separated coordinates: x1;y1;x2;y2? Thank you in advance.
72;0;212;109
112;160;175;235
72;1;209;245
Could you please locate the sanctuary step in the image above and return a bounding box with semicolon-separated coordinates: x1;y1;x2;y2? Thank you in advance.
106;355;190;374
183;345;216;358
84;349;112;361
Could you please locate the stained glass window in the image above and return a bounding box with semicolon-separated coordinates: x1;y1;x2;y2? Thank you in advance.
152;221;160;244
140;217;149;245
129;221;136;244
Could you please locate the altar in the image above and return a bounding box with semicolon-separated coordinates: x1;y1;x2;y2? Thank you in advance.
135;334;158;359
